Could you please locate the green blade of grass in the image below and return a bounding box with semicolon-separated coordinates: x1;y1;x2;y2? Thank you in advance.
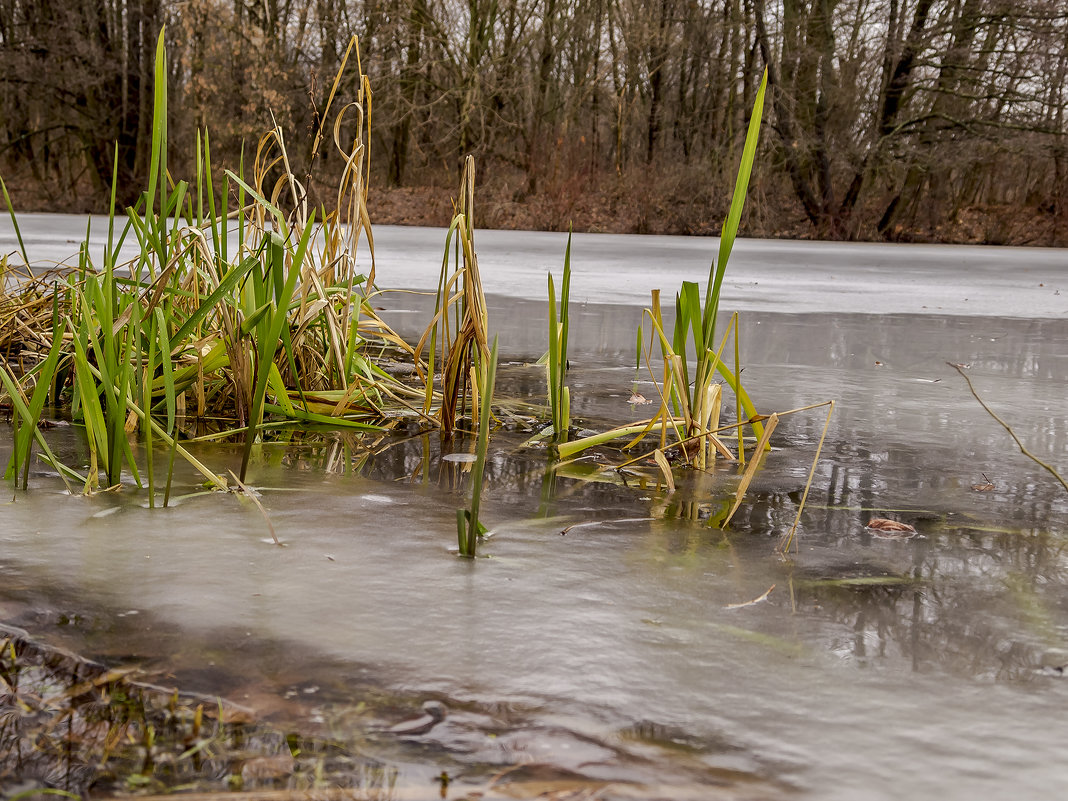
240;216;316;480
459;335;499;557
704;68;767;345
223;170;287;232
0;175;29;265
71;323;110;484
260;403;383;431
168;255;258;346
154;307;176;433
3;319;67;483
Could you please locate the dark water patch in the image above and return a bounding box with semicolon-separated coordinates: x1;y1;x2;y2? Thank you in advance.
0;620;408;799
0;599;792;800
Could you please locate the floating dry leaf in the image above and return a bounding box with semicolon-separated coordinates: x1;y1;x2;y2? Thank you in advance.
866;518;915;532
627;392;652;405
866;518;917;538
971;482;996;492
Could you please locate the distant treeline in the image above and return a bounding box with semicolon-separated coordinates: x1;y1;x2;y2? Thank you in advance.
2;1;1065;244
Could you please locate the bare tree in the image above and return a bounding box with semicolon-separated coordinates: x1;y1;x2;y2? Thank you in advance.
0;0;1063;241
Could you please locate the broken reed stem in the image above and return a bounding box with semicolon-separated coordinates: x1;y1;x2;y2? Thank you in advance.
778;399;835;554
949;363;1067;494
722;413;779;527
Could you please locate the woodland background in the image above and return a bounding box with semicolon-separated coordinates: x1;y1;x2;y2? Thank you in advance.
1;0;1066;244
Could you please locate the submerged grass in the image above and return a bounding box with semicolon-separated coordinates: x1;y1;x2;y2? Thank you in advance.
0;623;403;797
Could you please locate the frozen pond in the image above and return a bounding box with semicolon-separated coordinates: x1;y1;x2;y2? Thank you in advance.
1;216;1067;799
3;213;1066;316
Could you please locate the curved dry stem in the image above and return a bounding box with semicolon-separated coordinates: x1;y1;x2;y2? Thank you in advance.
949;363;1067;495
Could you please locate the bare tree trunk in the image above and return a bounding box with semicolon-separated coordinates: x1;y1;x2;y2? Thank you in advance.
645;0;672;163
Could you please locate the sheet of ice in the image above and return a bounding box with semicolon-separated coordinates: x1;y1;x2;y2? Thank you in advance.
3;214;1065;317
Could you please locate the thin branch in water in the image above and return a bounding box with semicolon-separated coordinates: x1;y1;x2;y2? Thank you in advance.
724;584;775;609
948;362;1067;495
560;517;656;535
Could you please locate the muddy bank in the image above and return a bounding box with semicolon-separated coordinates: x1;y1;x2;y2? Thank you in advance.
0;604;785;801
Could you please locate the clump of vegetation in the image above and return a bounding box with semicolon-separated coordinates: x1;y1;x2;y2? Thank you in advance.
1;32;829;549
1;33;429;498
416;155;490;440
545;73;768;469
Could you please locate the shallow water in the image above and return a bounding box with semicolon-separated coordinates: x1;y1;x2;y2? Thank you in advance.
1;221;1067;799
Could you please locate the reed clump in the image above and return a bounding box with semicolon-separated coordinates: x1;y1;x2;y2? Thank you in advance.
1;35;826;545
415;155;489;441
537;70;831;538
0;32;446;495
556;71;769;470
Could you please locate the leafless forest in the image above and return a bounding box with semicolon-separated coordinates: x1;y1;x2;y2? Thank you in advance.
2;0;1065;243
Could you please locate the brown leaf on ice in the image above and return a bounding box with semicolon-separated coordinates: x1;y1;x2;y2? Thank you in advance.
971;482;996;492
628;393;652;405
866;518;916;534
